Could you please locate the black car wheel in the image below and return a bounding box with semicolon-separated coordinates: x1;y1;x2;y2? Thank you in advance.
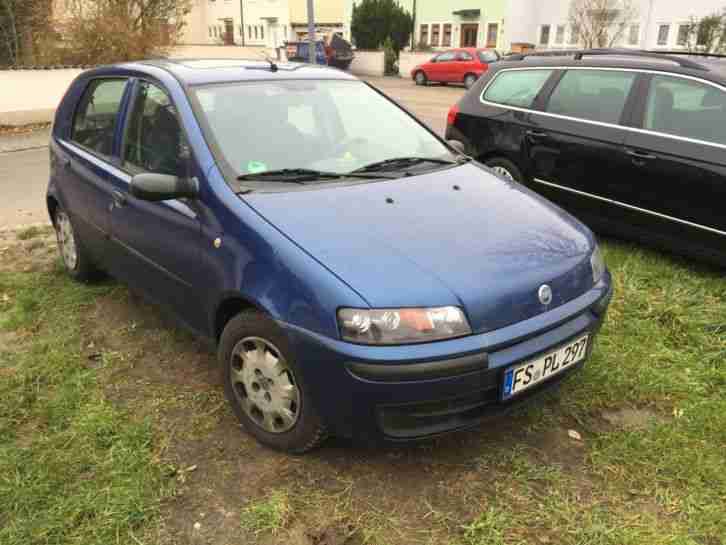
464;73;478;89
484;158;524;183
414;71;428;86
219;310;327;453
53;206;103;282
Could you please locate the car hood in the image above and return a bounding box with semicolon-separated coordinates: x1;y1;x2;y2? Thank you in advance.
243;163;595;333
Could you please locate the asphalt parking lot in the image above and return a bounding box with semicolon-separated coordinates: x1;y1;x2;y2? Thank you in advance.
0;77;463;229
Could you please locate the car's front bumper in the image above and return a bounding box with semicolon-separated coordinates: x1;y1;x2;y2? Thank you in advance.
281;273;613;443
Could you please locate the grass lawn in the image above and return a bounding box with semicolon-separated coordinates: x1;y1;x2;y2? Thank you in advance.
0;227;724;545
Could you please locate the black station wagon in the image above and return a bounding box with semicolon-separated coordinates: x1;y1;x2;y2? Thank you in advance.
446;49;726;267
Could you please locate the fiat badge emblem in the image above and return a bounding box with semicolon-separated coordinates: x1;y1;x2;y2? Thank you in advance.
538;284;553;305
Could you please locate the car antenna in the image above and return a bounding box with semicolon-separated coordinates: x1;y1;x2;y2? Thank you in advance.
258;51;278;72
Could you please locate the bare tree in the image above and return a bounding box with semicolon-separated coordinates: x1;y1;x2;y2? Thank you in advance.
62;0;191;64
568;0;638;49
684;10;726;53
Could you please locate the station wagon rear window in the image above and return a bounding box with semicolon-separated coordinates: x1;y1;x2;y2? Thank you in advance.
483;69;553;108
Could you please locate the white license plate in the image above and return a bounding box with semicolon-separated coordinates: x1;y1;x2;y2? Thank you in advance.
502;334;590;399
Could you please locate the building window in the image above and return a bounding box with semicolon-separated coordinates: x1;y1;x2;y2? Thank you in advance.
283;25;287;39
442;23;452;46
260;25;264;40
487;23;499;48
657;24;670;46
539;25;550;46
431;24;440;46
555;24;565;45
677;24;690;46
239;25;243;36
254;26;258;39
209;26;212;37
628;24;639;45
420;24;429;45
248;25;252;39
570;24;580;44
213;26;217;37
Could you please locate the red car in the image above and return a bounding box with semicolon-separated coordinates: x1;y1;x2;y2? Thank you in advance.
411;48;500;89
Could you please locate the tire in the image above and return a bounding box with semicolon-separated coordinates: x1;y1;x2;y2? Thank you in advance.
53;205;103;282
414;70;428;86
219;310;327;454
484;157;525;184
464;73;478;89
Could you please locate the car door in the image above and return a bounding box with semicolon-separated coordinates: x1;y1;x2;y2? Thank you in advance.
107;79;206;333
455;50;478;83
429;52;457;82
525;68;638;227
618;73;726;261
57;78;130;263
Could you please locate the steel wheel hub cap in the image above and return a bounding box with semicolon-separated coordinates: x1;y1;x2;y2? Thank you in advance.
230;337;300;434
55;211;78;270
492;166;514;180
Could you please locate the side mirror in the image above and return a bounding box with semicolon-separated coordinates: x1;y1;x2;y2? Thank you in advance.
447;140;467;155
130;173;199;202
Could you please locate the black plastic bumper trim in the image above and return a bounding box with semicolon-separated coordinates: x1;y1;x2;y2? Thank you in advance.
346;352;488;382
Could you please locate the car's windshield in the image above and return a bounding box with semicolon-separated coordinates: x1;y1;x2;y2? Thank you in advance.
192;79;454;179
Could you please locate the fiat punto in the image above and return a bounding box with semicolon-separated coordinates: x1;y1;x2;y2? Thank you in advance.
48;59;612;452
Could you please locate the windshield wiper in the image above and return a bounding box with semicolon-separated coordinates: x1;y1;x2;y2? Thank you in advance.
350;156;459;174
236;168;396;182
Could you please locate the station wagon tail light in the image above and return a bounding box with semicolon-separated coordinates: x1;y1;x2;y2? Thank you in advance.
447;103;460;126
338;307;471;345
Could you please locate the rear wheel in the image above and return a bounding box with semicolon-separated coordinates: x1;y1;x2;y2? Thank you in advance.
464;73;478;89
484;157;524;184
53;206;103;282
219;311;327;453
414;70;428;86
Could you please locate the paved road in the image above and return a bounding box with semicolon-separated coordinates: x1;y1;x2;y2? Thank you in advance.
0;78;464;229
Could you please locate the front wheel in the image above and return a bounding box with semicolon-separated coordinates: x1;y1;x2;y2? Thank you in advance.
219;311;327;453
484;157;525;184
464;73;478;89
414;71;428;86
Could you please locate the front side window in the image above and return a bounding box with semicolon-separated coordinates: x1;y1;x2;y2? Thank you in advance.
483;69;553;109
435;52;456;62
546;69;636;124
540;25;550;45
123;82;186;177
644;75;726;145
192;80;453;180
71;79;127;157
657;24;670;46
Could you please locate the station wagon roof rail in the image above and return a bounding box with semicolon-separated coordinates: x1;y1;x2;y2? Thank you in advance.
511;48;708;70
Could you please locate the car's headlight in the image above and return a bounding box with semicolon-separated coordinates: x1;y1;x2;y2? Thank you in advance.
338;306;472;345
591;245;606;284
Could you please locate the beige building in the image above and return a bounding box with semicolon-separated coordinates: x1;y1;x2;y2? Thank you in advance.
180;0;348;48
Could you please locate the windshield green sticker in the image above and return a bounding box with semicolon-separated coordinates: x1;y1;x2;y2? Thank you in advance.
247;161;268;174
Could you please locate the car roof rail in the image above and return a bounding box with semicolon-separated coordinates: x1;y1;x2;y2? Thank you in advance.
514;48;708;70
644;49;726;59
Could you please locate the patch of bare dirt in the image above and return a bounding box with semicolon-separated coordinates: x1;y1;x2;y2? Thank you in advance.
600;407;662;431
0;226;56;273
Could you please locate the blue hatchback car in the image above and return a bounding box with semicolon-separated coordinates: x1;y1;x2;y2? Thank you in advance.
48;59;612;452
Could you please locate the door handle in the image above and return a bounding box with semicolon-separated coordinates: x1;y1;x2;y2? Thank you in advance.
111;190;127;208
626;149;657;161
526;130;548;138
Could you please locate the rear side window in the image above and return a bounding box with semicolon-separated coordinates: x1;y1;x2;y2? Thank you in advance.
644;75;726;145
546;69;636;124
478;51;498;63
71;79;127;157
483;69;553;109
